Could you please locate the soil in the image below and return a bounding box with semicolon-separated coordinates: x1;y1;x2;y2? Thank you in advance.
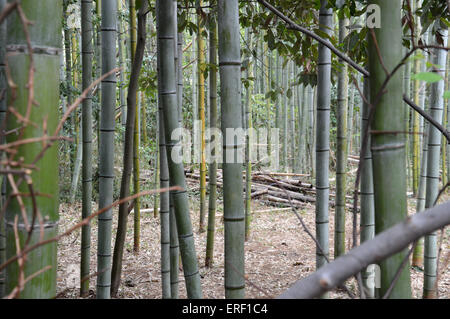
55;182;450;299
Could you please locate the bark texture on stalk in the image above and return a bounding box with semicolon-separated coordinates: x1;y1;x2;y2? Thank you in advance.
218;0;245;298
315;0;332;279
80;0;93;297
110;1;148;297
130;0;141;254
244;28;253;242
156;0;170;298
97;0;117;299
360;75;375;298
334;16;348;258
0;0;6;298
205;13;218;266
157;0;202;298
197;0;207;233
5;0;62;298
368;0;411;298
423;27;448;299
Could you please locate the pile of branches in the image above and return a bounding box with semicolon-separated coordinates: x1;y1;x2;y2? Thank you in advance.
185;169;355;210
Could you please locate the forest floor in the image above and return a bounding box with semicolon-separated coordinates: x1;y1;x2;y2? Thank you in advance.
55;176;450;299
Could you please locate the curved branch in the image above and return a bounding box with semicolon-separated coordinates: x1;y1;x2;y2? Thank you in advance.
403;94;450;143
256;0;370;77
278;200;450;298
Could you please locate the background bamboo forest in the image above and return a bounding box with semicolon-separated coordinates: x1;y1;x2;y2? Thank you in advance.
0;0;449;299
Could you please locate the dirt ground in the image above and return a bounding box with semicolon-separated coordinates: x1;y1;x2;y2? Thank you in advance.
56;184;450;299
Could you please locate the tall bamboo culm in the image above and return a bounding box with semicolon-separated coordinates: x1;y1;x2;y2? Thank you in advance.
205;12;218;266
412;28;430;267
244;28;253;241
110;1;148;297
156;0;171;298
197;0;207;233
169;0;180;299
157;0;202;298
360;75;375;298
5;0;62;298
80;0;93;297
315;1;332;286
218;0;245;298
129;0;141;254
0;0;6;298
368;0;411;298
334;16;349;258
423;27;448;299
97;0;117;299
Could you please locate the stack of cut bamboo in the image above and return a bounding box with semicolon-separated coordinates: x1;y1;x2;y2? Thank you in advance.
185;169;355;210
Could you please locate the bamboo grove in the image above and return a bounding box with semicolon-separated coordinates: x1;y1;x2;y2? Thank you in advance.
0;0;449;300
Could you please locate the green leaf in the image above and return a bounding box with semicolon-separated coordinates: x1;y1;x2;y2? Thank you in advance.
444;91;450;99
411;72;443;83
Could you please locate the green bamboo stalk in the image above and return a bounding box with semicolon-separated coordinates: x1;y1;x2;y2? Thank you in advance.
368;0;411;298
80;0;94;297
118;0;126;127
141;91;147;145
157;0;203;298
156;0;170;298
5;0;62;298
110;1;148;297
95;0;101;154
275;53;280;146
169;0;179;298
403;51;412;192
197;0;207;233
69;30;82;203
282;60;288;171
63;1;74;177
300;85;308;173
308;85;315;177
334;16;349;258
315;1;332;281
264;41;271;165
177;32;184;129
297;84;305;173
447;48;450;185
128;0;141;255
423;27;448;299
205;14;218;266
169;195;179;298
347;85;355;155
360;75;375;298
0;0;6;298
97;0;117;299
244;27;253;242
412;0;422;194
218;0;245;299
412;28;430;268
289;63;295;172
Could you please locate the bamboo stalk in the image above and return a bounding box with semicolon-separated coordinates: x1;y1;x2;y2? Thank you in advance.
110;1;147;297
315;1;332;288
97;0;117;299
205;11;218;267
368;0;411;298
157;0;202;298
0;0;5;298
218;0;245;298
335;16;349;258
197;0;207;233
5;0;62;298
80;0;93;297
423;27;448;299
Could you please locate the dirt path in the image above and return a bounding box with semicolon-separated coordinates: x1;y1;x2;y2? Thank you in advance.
56;193;449;299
